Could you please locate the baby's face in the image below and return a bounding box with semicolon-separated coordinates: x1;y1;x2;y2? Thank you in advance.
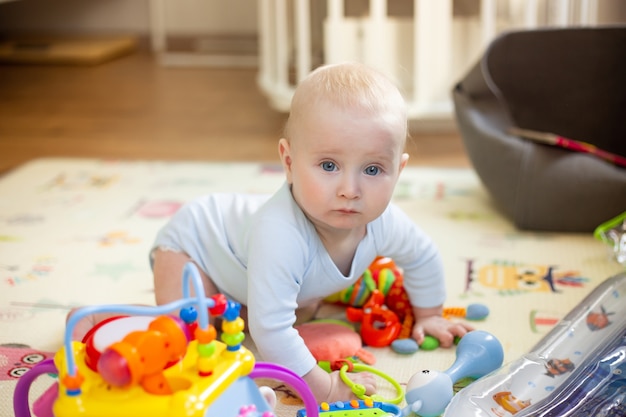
281;103;407;234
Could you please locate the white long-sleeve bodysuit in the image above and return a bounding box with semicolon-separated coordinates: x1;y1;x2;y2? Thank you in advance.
152;182;446;377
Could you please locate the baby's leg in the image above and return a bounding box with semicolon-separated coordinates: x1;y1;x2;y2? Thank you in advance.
152;248;220;305
294;301;322;326
68;249;222;341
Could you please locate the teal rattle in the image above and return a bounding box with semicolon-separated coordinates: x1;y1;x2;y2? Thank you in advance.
403;330;503;417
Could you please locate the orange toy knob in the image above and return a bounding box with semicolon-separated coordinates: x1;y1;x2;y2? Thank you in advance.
369;256;396;272
97;315;189;395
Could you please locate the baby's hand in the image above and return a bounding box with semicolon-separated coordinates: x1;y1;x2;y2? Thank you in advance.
412;313;474;348
304;366;377;403
326;370;377;403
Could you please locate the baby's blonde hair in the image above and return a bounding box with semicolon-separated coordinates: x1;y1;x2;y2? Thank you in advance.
284;62;407;143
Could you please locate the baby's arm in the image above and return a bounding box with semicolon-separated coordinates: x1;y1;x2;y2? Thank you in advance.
411;305;474;347
303;365;377;403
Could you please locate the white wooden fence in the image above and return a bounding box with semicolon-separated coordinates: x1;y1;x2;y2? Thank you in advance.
257;0;599;119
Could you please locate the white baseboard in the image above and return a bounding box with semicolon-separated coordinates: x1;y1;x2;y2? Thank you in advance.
157;33;258;68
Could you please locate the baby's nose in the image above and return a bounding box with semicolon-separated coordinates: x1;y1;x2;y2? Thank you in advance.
338;175;360;199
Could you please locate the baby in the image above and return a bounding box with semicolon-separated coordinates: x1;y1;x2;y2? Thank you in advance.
73;62;473;403
149;62;472;402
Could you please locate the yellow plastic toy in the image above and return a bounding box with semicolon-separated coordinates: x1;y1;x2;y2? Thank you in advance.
14;262;319;417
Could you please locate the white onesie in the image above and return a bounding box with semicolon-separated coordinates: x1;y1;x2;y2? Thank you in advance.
152;182;446;376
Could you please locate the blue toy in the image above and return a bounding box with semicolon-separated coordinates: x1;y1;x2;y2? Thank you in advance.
297;399;402;417
402;330;504;417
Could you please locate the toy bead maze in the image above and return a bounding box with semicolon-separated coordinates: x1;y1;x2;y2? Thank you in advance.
13;262;319;417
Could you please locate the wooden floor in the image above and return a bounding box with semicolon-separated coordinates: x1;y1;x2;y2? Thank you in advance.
0;51;470;174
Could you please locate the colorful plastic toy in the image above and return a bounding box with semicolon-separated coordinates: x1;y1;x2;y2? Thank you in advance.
297;399;402;417
295;320;403;405
296;320;376;365
346;288;402;347
13;262;320;417
443;272;626;416
337;256;411;348
337;256;489;351
333;360;403;405
402;330;504;417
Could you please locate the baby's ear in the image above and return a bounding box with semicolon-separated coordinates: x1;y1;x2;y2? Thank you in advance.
278;138;294;183
399;153;409;172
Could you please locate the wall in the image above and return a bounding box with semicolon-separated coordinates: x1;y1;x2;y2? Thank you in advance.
0;0;153;34
1;0;624;39
0;0;258;37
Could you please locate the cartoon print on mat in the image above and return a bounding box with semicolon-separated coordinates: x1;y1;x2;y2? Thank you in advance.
528;309;562;334
0;344;53;380
69;230;141;247
464;260;588;295
90;260;139;281
98;231;141;247
129;199;182;219
270;382;305;406
3;213;45;225
2;256;56;287
0;263;18;275
0;308;34;323
42;172;119;190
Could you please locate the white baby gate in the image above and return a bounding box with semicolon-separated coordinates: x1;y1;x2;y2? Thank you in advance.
257;0;599;120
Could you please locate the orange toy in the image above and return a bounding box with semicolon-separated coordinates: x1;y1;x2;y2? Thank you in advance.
342;257;414;347
337;257;489;348
346;289;402;347
97;315;190;395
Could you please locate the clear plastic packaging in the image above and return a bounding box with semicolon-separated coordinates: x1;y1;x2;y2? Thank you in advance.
443;272;626;416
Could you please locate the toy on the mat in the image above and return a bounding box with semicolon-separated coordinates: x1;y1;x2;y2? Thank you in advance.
333;359;404;405
13;262;320;417
443;272;626;416
330;256;408;348
296;320;376;365
402;330;504;417
408;304;491;353
296;399;402;417
345;288;402;347
331;256;489;352
295;320;404;405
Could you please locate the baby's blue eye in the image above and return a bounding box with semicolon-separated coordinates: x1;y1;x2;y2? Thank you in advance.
321;161;336;171
364;166;380;176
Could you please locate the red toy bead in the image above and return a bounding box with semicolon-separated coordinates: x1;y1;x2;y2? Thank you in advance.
209;294;228;316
